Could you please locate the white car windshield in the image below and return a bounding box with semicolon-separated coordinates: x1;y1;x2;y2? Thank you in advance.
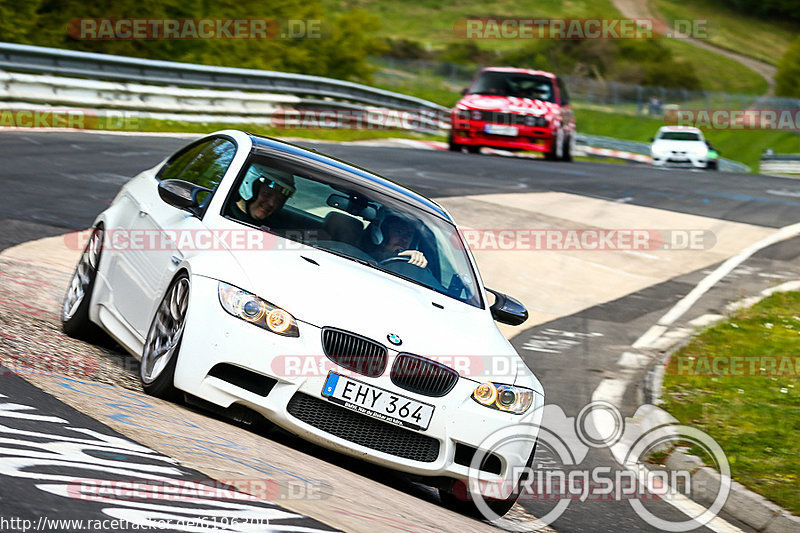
658;131;701;141
224;153;483;308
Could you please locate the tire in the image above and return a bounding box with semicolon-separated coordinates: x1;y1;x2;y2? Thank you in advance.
466;145;480;154
62;226;104;340
544;134;559;161
562;134;573;162
140;273;190;399
448;133;462;152
707;161;718;170
439;440;537;518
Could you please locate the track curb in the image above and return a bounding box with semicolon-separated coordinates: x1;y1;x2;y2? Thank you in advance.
639;280;800;533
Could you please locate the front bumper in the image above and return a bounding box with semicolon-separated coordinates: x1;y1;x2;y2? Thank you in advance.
174;275;544;496
452;120;555;152
651;154;707;168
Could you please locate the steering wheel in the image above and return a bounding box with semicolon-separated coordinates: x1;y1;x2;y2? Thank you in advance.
379;255;412;266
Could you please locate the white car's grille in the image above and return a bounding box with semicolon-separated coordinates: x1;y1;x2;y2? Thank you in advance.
321;328;388;377
390;353;459;397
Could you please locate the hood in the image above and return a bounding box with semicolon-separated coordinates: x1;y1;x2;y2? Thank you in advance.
222;245;519;381
458;94;557;116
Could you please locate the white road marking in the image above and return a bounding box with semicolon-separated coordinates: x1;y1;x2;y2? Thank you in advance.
634;221;800;349
590;223;800;533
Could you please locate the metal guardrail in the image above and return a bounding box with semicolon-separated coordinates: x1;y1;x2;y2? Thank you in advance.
0;42;754;171
576;133;750;173
0;42;449;113
760;154;800;175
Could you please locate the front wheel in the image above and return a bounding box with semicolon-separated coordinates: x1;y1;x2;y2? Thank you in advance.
562;134;573;162
448;133;462;152
62;226;104;340
140;274;190;399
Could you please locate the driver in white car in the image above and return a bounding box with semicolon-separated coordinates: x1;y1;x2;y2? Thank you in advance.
368;214;428;268
231;164;296;226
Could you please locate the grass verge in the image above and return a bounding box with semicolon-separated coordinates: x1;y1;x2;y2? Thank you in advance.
79;118;446;142
655;0;799;67
660;39;768;95
661;291;800;515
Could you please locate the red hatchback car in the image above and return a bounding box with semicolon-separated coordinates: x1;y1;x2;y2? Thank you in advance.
449;67;576;161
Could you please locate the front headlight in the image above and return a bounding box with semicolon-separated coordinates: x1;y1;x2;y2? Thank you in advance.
692;145;707;156
652;146;668;157
218;282;299;337
472;382;534;414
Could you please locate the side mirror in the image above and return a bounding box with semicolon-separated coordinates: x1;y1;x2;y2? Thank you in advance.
158;179;211;215
649;137;655;142
486;288;528;326
461;88;468;95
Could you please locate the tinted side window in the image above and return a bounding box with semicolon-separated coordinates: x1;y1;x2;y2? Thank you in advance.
158;137;237;212
160;138;236;189
158;140;213;182
557;77;570;105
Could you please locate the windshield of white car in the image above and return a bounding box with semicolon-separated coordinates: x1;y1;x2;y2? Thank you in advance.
468;72;555;102
223;154;484;308
658;132;701;141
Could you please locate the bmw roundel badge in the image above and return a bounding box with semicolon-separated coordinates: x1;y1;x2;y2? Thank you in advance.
387;333;402;346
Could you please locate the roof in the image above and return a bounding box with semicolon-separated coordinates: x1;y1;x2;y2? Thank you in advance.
245;134;451;221
657;125;703;133
480;67;557;79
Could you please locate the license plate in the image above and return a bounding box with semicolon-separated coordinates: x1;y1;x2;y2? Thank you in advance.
321;372;434;431
484;124;518;136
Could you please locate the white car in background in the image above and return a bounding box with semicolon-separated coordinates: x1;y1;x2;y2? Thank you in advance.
61;130;544;517
650;126;711;169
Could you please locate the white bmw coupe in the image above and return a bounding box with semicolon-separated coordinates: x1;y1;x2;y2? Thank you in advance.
62;130;544;516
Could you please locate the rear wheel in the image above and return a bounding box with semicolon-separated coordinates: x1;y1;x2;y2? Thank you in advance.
466;145;480;154
140;274;190;399
62;226;104;340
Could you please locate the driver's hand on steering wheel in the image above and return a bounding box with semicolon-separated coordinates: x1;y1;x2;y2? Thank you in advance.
398;250;427;268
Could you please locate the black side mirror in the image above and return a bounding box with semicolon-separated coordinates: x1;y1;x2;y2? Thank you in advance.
649;137;655;142
461;88;468;95
158;179;211;216
486;288;528;326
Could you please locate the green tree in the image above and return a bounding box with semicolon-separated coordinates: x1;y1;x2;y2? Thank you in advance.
0;0;385;82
